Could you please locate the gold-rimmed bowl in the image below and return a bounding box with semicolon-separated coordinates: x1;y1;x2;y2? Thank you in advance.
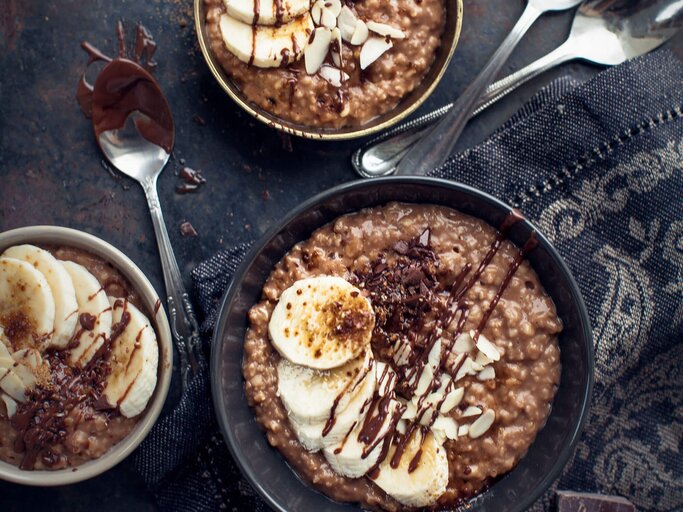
194;0;463;140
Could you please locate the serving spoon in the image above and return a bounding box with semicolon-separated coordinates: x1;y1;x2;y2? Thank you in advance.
91;57;202;391
354;0;683;178
393;0;583;176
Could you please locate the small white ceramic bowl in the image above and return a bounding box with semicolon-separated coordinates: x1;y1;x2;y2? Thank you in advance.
0;226;172;486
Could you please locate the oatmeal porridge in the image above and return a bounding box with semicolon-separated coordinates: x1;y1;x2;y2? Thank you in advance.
242;203;562;510
205;0;447;128
0;244;159;470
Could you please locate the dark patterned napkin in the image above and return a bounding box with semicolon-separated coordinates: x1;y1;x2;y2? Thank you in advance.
133;49;683;511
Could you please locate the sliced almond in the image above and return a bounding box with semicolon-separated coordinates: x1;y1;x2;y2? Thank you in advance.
453;332;475;353
304;27;332;74
418;405;437;426
311;1;323;25
439;386;464;414
469;359;485;372
402;399;417;420
323;0;342;17
455;357;474;381
320;7;337;29
350;19;369;46
472;331;501;362
319;65;349;87
461;405;482;418
338;6;357;41
457;424;469;437
330;27;342;67
366;20;406;39
1;394;17;418
469;409;495;439
432;416;458;440
474;350;493;367
478;366;496;381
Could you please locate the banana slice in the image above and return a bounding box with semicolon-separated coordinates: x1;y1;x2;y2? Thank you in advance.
0;365;27;402
269;276;375;370
278;349;372;425
102;297;159;418
219;13;313;68
372;429;449;508
3;245;78;349
0;346;48;404
324;396;401;478
0;256;55;351
288;360;376;451
224;0;311;26
60;261;112;367
324;362;400;477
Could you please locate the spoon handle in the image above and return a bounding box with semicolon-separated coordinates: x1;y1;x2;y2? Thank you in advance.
353;42;575;178
394;3;543;176
142;175;201;391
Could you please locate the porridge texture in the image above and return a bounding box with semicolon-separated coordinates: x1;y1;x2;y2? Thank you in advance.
243;203;562;510
0;246;157;470
205;0;447;128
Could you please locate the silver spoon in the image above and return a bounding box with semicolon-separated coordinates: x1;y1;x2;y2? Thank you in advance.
355;0;683;178
92;59;202;391
393;0;583;176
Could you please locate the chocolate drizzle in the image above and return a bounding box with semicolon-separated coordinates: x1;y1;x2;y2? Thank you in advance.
338;211;538;476
76;22;173;153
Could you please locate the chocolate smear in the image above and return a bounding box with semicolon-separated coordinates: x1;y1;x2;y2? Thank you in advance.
77;22;173;153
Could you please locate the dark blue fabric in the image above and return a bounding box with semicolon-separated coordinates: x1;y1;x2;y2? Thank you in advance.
134;49;683;511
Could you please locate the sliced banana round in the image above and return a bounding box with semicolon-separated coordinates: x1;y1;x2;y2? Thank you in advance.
223;0;311;26
278;349;372;425
60;261;112;368
102;297;159;418
324;396;401;478
372;429;449;508
0;256;55;351
219;12;313;69
269;276;375;370
288;359;376;452
3;245;78;349
0;349;44;403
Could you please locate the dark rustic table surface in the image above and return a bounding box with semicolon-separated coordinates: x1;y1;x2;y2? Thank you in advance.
1;1;680;510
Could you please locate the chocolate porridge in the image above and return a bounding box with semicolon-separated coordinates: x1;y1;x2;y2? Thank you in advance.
243;203;562;510
0;245;159;470
205;0;447;129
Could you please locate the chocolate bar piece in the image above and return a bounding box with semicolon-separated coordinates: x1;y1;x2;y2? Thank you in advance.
557;491;636;512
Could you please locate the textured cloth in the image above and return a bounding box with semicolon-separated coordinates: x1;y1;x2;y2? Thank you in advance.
134;50;683;511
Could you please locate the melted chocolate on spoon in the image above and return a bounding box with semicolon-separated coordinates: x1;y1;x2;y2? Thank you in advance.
77;21;173;153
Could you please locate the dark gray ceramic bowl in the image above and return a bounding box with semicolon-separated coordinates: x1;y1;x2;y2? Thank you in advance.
211;177;594;512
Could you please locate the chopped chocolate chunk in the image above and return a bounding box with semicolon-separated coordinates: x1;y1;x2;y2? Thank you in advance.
180;221;198;237
176;167;206;194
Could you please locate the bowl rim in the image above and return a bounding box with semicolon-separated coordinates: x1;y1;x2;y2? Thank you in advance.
211;177;594;512
193;0;464;140
0;225;173;486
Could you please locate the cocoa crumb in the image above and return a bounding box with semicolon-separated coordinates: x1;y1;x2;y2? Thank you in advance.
180;221;198;237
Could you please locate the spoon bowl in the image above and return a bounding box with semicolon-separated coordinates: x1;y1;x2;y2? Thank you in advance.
98;112;170;182
569;0;683;65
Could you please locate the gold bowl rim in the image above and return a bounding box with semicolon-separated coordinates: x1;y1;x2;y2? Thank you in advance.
194;0;463;140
